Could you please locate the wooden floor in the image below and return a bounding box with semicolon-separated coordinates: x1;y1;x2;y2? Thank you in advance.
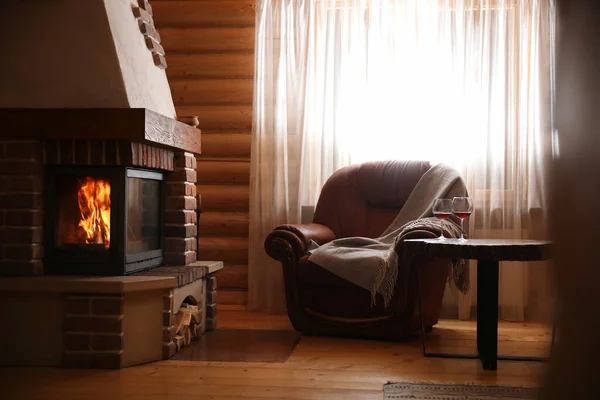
1;310;550;399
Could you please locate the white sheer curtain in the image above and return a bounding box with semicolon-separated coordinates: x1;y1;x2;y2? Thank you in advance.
249;0;556;319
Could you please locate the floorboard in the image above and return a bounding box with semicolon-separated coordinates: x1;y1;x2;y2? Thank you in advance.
172;329;301;362
0;311;549;400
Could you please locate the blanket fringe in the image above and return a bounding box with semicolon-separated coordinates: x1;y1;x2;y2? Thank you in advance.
450;258;470;294
368;249;399;307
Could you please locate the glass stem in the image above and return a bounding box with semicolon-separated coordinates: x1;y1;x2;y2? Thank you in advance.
441;220;445;238
460;218;464;240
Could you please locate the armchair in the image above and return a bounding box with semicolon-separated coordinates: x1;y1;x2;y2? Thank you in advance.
264;161;466;341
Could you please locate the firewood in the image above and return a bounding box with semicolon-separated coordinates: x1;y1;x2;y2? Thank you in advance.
182;325;191;346
182;303;197;311
174;312;184;334
191;309;202;324
174;308;193;334
181;308;192;326
190;322;201;340
182;303;197;312
190;323;197;340
174;334;184;350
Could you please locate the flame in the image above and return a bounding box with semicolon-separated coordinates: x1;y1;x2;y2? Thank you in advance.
77;177;111;249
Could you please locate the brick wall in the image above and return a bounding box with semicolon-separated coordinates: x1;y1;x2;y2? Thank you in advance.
206;276;217;331
43;140;174;170
0;140;44;276
165;151;198;266
63;295;125;368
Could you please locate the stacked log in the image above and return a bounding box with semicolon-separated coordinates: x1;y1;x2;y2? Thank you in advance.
173;303;203;350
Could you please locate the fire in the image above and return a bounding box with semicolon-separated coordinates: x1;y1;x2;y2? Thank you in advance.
77;177;111;249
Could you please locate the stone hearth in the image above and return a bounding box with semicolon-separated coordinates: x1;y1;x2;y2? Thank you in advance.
0;260;222;368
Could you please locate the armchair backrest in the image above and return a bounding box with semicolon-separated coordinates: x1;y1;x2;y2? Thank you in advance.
313;160;432;238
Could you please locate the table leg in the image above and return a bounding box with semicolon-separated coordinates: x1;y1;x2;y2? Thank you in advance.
416;260;427;355
477;260;499;370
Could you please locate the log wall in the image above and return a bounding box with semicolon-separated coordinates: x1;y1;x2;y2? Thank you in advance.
154;0;255;306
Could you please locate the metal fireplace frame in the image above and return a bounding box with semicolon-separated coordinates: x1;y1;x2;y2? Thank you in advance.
44;165;165;276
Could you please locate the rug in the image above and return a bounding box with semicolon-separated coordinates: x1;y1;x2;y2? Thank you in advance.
383;382;537;399
172;329;301;363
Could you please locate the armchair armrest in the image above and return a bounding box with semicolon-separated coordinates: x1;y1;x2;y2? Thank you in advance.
264;223;337;262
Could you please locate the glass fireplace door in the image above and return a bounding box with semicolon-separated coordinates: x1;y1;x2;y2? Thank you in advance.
45;166;164;276
125;169;164;272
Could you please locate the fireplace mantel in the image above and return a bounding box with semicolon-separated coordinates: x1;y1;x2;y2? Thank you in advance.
0;108;201;154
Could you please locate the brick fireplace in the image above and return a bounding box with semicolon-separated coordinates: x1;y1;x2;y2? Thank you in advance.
0;0;227;369
0;108;200;276
0;108;221;368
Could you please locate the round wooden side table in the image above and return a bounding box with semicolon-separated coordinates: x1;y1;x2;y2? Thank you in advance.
404;238;553;370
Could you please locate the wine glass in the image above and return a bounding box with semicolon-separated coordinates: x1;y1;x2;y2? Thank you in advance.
432;199;453;240
452;197;474;241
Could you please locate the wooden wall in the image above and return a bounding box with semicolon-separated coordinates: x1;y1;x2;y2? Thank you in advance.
154;0;255;307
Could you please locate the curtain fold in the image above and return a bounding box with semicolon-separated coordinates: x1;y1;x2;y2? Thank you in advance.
249;0;556;319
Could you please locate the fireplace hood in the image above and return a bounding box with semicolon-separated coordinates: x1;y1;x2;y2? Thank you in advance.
0;0;176;119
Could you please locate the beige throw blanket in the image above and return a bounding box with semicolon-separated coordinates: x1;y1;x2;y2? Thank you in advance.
307;163;467;306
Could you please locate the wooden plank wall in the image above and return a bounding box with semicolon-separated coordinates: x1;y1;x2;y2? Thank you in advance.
154;0;255;307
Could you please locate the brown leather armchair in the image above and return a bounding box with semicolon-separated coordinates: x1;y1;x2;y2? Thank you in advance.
264;161;466;341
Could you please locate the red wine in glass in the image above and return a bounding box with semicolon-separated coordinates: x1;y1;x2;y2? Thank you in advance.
433;211;452;220
432;199;453;240
454;211;471;220
452;197;474;241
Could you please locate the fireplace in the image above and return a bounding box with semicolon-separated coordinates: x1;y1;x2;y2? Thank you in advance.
44;165;165;276
0;106;213;369
0;0;212;366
